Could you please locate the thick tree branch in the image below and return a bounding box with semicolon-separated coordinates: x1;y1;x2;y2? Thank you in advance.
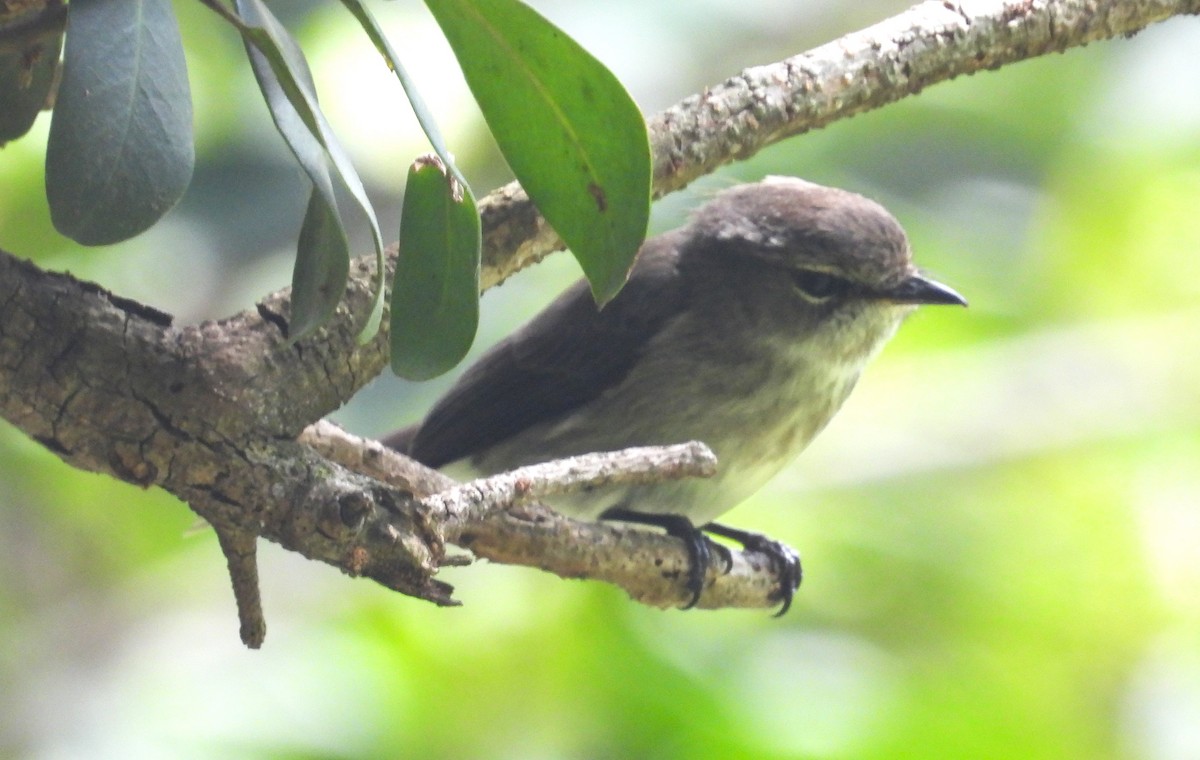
0;253;454;608
1;0;1197;640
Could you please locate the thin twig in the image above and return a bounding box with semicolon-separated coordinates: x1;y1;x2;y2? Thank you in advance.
212;523;266;649
423;442;717;524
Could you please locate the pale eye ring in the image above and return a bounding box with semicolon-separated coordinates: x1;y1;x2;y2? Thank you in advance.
791;269;850;302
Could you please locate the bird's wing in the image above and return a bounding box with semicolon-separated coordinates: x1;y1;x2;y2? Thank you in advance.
379;422;419;455
407;232;687;468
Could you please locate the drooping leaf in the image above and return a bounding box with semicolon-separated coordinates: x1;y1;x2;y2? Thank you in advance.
0;6;66;144
391;155;481;381
228;0;386;341
424;0;651;305
46;0;194;245
227;0;347;339
338;0;477;344
292;188;351;339
225;0;387;341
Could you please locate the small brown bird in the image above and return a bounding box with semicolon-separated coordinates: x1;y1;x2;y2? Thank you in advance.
386;177;965;612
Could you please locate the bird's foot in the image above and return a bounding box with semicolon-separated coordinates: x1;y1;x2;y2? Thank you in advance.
702;522;802;616
599;508;729;608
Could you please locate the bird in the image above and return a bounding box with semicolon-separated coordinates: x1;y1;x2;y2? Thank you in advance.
384;176;966;613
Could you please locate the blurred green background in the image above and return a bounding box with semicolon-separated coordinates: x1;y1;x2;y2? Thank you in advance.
3;1;1199;758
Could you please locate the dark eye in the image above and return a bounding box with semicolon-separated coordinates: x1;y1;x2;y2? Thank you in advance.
791;270;850;302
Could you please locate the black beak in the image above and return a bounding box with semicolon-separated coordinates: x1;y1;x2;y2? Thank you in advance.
882;273;967;307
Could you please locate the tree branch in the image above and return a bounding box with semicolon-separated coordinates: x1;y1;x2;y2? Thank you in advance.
1;0;1196;641
302;422;785;611
212;522;266;648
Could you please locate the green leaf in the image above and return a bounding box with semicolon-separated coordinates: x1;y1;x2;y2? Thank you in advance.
228;0;387;341
228;0;347;339
0;7;65;144
424;0;650;305
292;188;352;339
45;0;194;245
391;155;482;381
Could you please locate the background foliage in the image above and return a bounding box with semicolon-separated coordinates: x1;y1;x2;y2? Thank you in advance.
2;1;1199;757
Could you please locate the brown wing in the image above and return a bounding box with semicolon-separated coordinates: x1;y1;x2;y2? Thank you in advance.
403;231;687;468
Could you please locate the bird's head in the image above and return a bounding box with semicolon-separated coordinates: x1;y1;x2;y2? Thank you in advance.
684;176;966;362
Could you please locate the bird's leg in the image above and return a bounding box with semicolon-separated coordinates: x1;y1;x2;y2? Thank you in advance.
701;522;803;616
599;507;732;608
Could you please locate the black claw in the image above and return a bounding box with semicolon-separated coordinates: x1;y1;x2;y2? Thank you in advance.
702;523;802;616
598;509;801;612
601;507;721;608
678;527;709;608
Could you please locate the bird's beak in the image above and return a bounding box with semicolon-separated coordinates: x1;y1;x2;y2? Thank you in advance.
882;272;967;307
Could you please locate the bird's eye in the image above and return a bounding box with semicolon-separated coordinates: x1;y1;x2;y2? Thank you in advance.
791;270;850;302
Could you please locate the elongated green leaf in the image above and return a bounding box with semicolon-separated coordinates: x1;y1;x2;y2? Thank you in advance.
391;156;481;381
229;0;387;341
0;8;65;144
228;0;347;338
293;188;351;339
424;0;650;305
46;0;194;245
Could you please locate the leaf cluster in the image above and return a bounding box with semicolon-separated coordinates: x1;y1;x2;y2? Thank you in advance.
0;0;651;378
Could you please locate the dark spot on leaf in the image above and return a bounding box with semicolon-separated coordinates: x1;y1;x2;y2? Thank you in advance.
588;182;608;213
